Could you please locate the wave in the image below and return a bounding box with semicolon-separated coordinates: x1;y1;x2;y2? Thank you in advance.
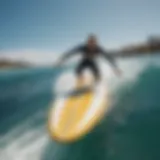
0;60;160;160
42;65;160;160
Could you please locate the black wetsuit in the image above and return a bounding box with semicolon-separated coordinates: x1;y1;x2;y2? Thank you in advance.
61;44;117;80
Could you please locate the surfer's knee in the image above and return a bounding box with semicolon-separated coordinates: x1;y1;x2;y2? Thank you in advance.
92;68;100;82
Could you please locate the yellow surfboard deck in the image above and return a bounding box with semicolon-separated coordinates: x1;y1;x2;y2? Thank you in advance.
48;79;108;143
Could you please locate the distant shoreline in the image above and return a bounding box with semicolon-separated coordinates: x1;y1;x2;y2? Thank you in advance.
0;36;159;69
0;59;31;69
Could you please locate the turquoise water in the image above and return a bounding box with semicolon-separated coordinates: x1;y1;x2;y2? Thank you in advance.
0;55;160;160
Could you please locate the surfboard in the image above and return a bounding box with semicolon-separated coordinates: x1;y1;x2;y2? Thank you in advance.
48;77;108;143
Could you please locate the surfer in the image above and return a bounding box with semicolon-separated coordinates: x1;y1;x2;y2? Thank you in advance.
56;34;122;83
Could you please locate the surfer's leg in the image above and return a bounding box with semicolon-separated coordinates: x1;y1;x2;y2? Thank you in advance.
75;60;87;87
88;61;101;83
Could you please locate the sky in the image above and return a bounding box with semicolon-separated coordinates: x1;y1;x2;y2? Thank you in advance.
0;0;159;63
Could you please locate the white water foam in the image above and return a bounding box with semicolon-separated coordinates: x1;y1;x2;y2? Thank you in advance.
0;112;51;160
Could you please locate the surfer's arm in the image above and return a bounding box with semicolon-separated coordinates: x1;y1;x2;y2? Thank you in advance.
99;47;122;76
99;47;117;67
59;46;82;63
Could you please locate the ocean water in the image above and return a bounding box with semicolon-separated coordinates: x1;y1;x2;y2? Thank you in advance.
0;54;160;160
